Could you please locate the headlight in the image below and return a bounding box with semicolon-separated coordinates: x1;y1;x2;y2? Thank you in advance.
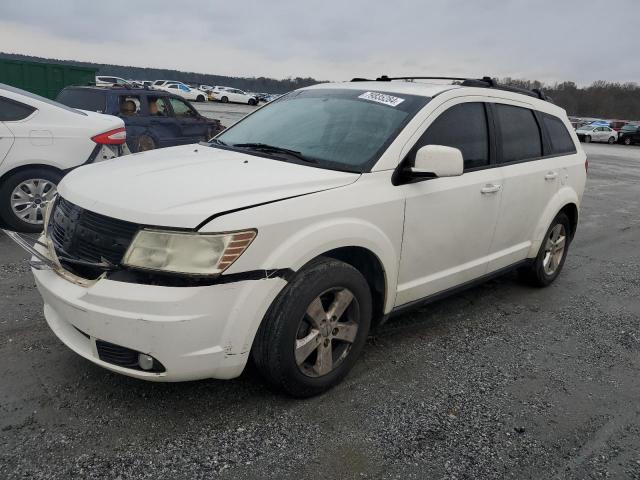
122;229;256;276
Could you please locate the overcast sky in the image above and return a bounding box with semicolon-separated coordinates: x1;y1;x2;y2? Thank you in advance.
0;0;638;85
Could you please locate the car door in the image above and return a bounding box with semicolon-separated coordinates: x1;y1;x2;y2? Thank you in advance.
0;121;15;164
167;97;207;144
395;101;503;306
146;96;182;148
485;103;562;272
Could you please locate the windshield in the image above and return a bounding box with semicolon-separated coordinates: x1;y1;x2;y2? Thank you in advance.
215;88;430;172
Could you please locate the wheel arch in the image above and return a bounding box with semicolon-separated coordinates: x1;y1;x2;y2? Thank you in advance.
316;246;387;327
528;187;580;257
0;163;65;185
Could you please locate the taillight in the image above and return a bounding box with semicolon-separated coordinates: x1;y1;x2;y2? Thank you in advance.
585;158;589;173
92;127;126;145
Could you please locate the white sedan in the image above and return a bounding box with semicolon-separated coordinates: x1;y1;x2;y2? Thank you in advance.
157;83;207;102
575;124;618;144
211;87;258;105
0;82;127;232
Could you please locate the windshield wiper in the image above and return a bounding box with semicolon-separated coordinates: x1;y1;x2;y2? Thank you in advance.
209;138;227;146
232;143;317;163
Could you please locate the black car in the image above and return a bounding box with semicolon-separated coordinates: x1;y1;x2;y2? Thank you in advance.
56;86;223;152
617;124;640;145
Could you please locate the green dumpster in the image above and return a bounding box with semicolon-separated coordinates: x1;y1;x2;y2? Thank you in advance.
0;59;97;99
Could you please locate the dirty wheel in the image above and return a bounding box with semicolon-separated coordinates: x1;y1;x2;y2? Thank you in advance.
518;212;571;287
252;257;371;397
136;135;156;152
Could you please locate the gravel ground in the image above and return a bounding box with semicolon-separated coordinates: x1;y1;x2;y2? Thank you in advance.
0;143;639;479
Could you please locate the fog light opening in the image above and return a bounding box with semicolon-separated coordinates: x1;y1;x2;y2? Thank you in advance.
138;353;155;371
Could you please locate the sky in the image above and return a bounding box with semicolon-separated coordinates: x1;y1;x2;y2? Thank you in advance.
0;0;638;85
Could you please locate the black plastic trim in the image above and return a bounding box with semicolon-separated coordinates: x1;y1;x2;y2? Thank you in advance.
388;259;532;319
106;267;295;287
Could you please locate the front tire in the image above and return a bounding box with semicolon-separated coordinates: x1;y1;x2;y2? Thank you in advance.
221;96;229;103
519;212;571;287
248;98;257;106
0;168;62;233
584;135;591;143
252;257;372;397
196;95;205;102
624;137;632;146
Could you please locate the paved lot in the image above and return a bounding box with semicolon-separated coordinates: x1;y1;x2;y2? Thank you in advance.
0;143;639;479
195;101;258;127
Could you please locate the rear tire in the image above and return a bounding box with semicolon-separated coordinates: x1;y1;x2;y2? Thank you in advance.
608;136;616;144
248;98;257;106
518;212;571;287
252;257;372;397
624;137;632;146
0;168;62;233
136;135;156;152
584;135;591;143
196;95;205;102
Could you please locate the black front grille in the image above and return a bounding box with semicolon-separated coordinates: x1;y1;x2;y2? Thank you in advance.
48;197;141;278
95;340;165;372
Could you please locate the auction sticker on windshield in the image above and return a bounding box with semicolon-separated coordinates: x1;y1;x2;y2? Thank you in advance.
358;91;405;107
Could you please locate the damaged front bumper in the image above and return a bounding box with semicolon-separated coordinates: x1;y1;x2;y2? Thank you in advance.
3;229;287;381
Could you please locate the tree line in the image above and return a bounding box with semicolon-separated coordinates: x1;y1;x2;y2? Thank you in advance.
0;52;319;94
1;53;638;118
500;78;640;120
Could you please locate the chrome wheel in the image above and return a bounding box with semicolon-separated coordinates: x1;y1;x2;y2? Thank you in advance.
542;224;566;276
10;178;57;225
295;287;359;378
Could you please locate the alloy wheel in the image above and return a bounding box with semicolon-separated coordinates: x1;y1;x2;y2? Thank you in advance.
294;287;359;378
10;178;57;225
542;224;566;276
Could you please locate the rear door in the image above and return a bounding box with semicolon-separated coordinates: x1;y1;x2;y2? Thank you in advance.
167;97;207;144
0;96;33;165
486;103;572;271
0;121;15;164
146;95;182;148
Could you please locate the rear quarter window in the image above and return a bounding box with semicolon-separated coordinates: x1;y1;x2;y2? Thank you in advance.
541;113;577;155
56;89;107;113
0;96;36;121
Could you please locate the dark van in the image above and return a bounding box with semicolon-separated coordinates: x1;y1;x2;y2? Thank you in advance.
57;86;223;153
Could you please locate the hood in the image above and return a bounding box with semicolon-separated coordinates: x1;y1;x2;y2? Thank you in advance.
58;145;360;229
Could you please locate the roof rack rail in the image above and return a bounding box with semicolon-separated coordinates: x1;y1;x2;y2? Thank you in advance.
350;75;549;101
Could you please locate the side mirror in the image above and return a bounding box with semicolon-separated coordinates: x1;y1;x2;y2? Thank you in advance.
410;145;464;178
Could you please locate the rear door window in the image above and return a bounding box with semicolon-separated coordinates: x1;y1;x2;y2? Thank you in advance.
0;96;36;121
56;89;107;113
119;96;141;116
411;102;489;170
541;113;576;155
494;104;542;163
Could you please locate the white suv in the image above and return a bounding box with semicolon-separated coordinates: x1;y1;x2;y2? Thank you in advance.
7;76;586;397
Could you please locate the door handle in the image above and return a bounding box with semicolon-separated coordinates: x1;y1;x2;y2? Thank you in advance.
480;184;502;194
544;171;558;180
